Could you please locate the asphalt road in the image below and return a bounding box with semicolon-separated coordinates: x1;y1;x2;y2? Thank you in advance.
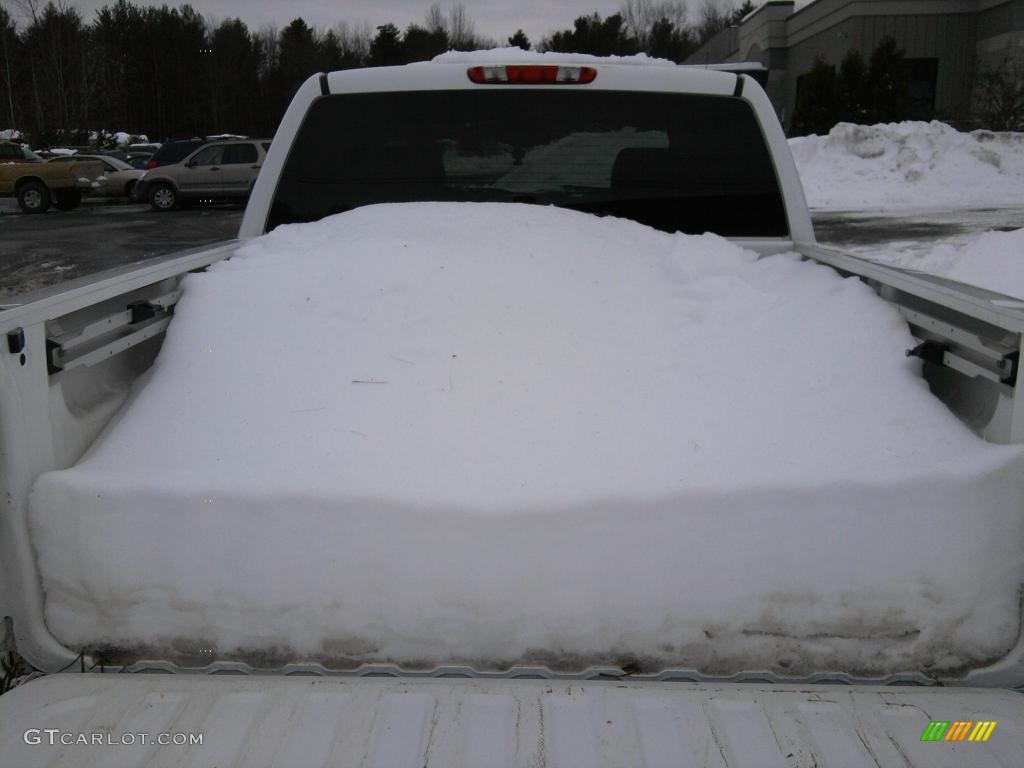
2;200;1022;301
1;200;243;299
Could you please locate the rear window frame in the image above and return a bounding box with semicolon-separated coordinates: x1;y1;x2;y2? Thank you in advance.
267;88;790;238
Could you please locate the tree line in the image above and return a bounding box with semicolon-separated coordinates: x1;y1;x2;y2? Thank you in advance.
790;38;914;136
0;0;754;145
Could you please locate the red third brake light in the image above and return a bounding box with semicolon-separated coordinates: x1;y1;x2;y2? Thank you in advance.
467;65;597;85
145;158;157;169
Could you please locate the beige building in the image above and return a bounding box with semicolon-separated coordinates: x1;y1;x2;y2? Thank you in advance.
686;0;1024;130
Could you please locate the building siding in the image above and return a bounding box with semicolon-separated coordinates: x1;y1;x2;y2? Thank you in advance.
687;0;1017;131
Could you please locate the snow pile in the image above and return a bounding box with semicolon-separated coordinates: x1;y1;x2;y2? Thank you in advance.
789;121;1024;209
30;204;1024;675
0;128;21;140
862;227;1024;300
432;47;676;67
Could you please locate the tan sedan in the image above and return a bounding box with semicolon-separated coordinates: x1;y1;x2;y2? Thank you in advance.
46;154;145;198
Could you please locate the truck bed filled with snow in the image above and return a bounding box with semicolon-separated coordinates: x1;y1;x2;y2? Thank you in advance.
30;204;1024;675
790;121;1024;210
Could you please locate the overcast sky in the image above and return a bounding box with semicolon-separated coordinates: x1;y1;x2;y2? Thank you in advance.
48;1;673;44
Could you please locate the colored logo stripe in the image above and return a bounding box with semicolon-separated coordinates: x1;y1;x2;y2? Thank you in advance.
969;721;998;742
921;720;997;742
944;721;973;741
921;721;949;741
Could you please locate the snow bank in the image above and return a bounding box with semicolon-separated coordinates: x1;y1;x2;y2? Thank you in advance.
860;227;1024;300
30;204;1024;675
433;47;676;67
790;121;1024;209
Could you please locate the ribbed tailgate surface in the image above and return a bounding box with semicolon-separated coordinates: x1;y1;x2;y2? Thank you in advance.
1;675;1021;767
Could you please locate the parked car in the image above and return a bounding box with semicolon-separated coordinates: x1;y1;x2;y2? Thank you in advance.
142;138;211;169
124;152;154;169
134;138;271;211
46;154;144;198
94;148;127;161
0;142;103;212
127;142;161;154
0;141;41;163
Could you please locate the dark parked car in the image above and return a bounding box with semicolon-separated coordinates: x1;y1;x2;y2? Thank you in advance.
0;141;40;162
143;139;211;169
125;153;155;169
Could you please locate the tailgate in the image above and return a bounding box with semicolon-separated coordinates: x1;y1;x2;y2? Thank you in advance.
1;675;1020;767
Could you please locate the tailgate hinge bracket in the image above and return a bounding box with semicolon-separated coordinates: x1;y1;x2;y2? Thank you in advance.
6;327;25;354
127;300;158;324
1001;350;1019;386
906;340;946;365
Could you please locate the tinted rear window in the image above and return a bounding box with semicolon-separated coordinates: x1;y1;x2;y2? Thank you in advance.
269;90;787;237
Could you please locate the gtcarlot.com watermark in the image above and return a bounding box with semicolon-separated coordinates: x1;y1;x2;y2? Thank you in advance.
24;729;202;746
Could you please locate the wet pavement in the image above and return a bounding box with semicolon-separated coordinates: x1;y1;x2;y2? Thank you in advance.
812;206;1023;252
1;200;1021;301
1;200;243;300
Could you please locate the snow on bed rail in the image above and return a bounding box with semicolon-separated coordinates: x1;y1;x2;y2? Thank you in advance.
790;120;1024;210
29;203;1024;675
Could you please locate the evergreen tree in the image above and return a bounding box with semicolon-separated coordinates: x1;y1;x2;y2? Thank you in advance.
508;29;531;50
866;36;909;123
790;56;837;136
318;29;346;71
835;48;869;123
403;23;449;62
543;13;637;56
729;1;757;25
370;23;405;66
647;17;694;62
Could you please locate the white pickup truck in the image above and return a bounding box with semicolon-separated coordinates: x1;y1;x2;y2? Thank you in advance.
1;55;1023;766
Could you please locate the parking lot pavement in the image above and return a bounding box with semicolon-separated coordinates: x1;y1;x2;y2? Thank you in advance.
812;206;1024;252
1;201;1021;302
1;199;243;299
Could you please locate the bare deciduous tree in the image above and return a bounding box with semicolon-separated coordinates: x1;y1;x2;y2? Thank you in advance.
621;0;688;49
448;3;476;50
334;20;371;62
425;3;446;36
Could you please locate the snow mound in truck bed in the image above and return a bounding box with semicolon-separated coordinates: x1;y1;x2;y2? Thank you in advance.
30;203;1024;674
789;121;1024;209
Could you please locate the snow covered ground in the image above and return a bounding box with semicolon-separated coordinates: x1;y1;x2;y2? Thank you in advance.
30;203;1024;674
790;121;1024;210
792;121;1024;298
834;224;1024;300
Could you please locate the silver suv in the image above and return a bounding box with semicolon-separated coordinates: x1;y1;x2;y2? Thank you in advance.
135;139;271;211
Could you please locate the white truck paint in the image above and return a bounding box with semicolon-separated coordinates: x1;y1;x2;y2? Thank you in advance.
1;59;1022;765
